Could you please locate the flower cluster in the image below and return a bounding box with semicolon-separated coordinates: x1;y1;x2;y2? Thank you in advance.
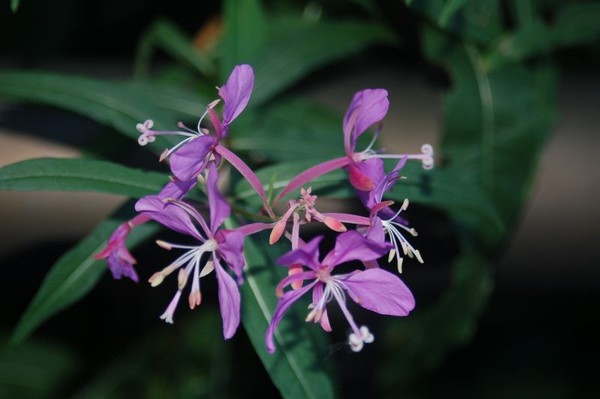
96;64;433;353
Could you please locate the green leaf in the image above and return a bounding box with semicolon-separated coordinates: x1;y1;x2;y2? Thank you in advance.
0;338;76;398
381;244;493;387
423;27;557;239
221;0;268;81
11;215;161;344
251;19;395;105
404;0;503;45
230;96;344;161
0;158;168;196
10;0;19;13
487;3;600;65
134;19;217;79
234;226;336;398
0;71;183;153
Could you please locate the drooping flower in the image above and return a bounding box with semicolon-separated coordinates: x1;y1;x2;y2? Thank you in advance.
95;177;197;282
135;164;243;338
266;231;414;353
276;88;434;200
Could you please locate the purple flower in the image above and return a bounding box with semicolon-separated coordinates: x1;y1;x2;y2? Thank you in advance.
266;231;414;353
276;88;434;200
135;164;243;339
137;64;254;181
94;216;144;282
360;161;424;273
95;177;196;282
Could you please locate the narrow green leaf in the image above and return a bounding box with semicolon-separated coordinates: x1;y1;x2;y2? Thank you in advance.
234;226;336;398
0;158;168;196
10;0;20;13
251;20;395;105
134;19;216;79
0;71;183;152
405;0;503;45
11;215;161;344
230;97;343;161
423;27;556;239
221;0;268;80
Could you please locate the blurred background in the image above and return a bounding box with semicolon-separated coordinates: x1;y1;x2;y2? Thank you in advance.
1;1;599;398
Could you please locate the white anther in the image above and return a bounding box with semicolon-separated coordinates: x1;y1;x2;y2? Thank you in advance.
348;333;364;352
360;326;374;344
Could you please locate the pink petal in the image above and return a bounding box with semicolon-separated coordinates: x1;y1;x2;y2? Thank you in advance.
343;89;389;148
276;236;324;271
322;230;390;268
266;281;317;353
206;164;231;233
214;255;241;339
219;64;254;125
342;269;415;316
169;135;216;181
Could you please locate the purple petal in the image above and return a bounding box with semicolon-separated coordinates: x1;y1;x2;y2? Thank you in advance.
157;177;197;200
135;196;203;240
266;281;317;353
276;157;350;202
354;158;385;206
219;64;254;126
365;217;386;243
312;284;331;332
169;135;216;181
215;229;245;283
322;230;390;268
106;251;139;283
342;269;415;316
206;164;230;233
276;236;324;271
215;144;269;208
214;255;242;339
343;89;389;152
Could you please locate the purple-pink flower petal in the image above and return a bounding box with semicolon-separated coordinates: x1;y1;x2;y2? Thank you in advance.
276;236;324;271
206;164;230;234
266;281;317;353
169;135;216;181
135;196;203;240
106;251;139;282
322;230;390;268
342;269;415;316
343;89;389;153
214;255;241;339
219;64;254;126
215;229;245;283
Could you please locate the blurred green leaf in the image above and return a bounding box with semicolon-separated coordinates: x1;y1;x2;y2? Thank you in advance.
123;82;209;119
381;244;493;387
488;3;600;65
231;97;343;161
251;19;396;105
221;0;268;81
404;0;503;45
134;19;216;79
423;27;557;239
11;215;161;344
71;312;227;399
235;228;336;398
0;71;182;153
10;0;19;13
0;158;167;196
0;338;76;399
